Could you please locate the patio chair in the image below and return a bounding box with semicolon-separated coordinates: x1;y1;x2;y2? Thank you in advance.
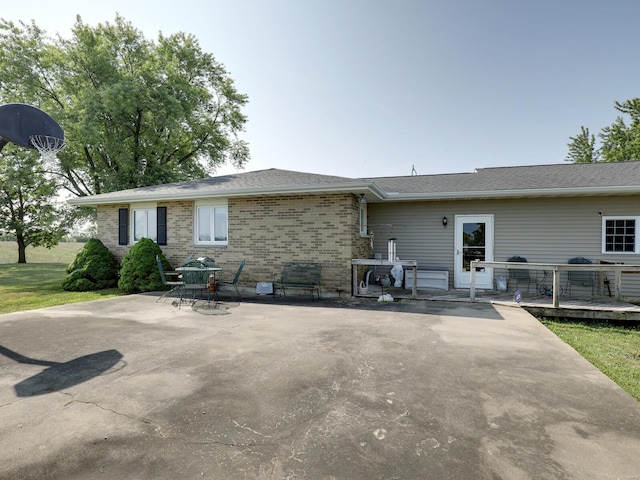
566;257;596;298
180;259;210;304
216;259;246;300
507;255;531;292
155;255;183;303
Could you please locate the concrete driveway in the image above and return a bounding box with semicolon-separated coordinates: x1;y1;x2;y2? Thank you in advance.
1;295;639;480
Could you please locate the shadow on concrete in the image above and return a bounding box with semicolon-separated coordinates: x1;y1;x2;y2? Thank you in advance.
233;294;506;320
0;346;124;397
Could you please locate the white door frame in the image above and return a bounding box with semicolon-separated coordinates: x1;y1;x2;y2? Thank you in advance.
454;214;494;289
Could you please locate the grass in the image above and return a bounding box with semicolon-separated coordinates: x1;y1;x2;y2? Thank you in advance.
0;241;85;264
0;263;122;314
540;318;640;402
0;241;122;314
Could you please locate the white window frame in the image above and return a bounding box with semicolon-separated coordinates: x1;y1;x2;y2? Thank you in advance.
131;202;157;244
601;216;640;254
359;201;368;237
194;200;228;246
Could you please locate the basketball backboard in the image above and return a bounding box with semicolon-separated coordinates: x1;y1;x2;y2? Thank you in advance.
0;103;64;153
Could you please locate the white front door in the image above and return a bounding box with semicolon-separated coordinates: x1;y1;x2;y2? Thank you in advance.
454;215;494;289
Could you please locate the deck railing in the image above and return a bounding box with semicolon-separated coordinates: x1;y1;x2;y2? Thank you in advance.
469;261;640;307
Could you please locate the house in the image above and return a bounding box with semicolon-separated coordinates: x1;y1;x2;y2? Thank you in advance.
68;161;640;298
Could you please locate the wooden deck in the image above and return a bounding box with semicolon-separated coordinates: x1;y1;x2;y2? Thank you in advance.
354;285;640;321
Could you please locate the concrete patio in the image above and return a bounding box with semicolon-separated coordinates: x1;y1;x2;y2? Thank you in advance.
1;294;639;479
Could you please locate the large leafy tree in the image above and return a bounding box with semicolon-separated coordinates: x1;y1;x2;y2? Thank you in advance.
0;146;73;263
566;99;640;164
0;15;249;196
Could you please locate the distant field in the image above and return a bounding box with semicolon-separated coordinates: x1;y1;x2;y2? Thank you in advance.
0;241;84;264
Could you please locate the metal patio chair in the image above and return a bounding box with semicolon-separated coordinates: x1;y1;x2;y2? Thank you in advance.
566;257;596;299
216;259;246;300
507;255;531;292
155;255;183;303
180;259;210;304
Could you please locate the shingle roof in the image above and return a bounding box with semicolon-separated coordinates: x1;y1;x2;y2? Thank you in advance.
68;162;640;206
70;168;374;205
366;162;640;194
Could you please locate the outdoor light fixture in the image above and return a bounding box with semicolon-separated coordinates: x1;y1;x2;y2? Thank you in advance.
358;194;367;204
442;216;448;227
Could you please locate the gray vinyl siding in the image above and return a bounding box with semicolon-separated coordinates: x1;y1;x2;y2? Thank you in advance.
368;195;640;297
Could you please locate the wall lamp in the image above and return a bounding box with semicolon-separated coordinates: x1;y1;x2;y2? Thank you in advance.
442;216;448;228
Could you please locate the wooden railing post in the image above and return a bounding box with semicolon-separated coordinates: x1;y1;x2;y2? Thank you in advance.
470;261;476;302
552;267;560;308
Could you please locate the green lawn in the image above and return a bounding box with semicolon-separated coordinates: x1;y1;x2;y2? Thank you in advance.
0;242;122;314
0;263;122;314
541;319;640;402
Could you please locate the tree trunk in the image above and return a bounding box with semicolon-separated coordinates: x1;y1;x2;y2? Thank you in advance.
17;234;27;264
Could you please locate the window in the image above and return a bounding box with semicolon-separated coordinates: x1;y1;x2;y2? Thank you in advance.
195;201;228;245
602;216;639;254
132;206;157;243
118;206;167;245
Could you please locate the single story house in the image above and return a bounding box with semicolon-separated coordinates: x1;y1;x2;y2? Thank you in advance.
68;161;640;299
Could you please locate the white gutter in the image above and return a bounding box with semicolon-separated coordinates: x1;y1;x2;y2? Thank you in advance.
379;185;640;201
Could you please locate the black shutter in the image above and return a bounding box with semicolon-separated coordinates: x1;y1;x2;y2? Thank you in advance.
157;206;167;245
118;208;128;245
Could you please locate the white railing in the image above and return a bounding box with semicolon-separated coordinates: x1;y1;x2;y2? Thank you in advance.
469;261;640;307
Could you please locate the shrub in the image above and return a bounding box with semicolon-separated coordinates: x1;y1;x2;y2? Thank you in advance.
62;238;119;291
118;238;169;294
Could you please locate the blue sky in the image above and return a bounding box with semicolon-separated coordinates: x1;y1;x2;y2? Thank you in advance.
2;0;639;178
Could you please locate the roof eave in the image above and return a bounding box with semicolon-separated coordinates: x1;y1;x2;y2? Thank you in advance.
380;186;640;201
67;181;387;206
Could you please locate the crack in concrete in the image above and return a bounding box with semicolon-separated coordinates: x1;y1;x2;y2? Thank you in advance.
57;391;278;449
0;398;25;408
58;391;167;438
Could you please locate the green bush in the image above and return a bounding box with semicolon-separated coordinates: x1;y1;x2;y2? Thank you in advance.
62;238;119;291
118;238;170;294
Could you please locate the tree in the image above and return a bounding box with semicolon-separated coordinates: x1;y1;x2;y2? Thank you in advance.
566;98;640;164
565;126;599;164
0;146;73;263
0;15;249;197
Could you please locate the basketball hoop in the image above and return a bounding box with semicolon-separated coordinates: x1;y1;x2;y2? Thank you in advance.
29;134;66;161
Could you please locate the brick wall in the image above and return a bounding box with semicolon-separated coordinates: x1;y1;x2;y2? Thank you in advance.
98;204;128;260
97;194;370;294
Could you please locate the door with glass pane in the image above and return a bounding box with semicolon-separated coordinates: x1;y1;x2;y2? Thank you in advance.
454;215;494;289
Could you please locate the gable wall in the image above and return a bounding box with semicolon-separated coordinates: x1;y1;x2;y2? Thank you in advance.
97;194;368;294
368;195;640;295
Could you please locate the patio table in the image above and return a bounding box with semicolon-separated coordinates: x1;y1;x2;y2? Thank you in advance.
176;264;223;305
